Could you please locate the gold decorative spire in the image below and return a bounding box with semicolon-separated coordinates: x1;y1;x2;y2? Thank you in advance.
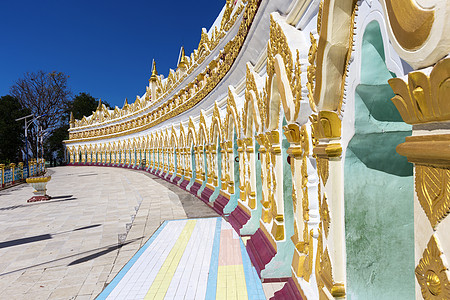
198;28;210;51
97;99;102;109
123;98;129;109
178;46;188;69
70;111;74;124
150;60;158;82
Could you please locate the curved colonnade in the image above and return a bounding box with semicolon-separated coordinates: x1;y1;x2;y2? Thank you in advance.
65;0;450;299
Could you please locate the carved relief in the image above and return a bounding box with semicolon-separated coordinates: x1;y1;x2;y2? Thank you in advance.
416;165;450;229
314;0;358;113
380;0;449;69
415;235;450;300
389;58;450;124
317;157;329;185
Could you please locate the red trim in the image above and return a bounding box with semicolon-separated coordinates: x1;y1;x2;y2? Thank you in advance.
228;204;251;233
246;228;277;277
270;277;303;300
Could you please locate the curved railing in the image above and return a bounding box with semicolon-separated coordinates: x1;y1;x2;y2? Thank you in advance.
0;159;46;189
62;0;450;299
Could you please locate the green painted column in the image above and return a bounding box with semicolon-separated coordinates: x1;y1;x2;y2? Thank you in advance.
344;21;414;299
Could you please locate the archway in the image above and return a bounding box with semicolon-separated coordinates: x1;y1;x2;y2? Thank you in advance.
344;20;414;299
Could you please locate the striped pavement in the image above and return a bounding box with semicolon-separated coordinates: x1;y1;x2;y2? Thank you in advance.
96;217;266;300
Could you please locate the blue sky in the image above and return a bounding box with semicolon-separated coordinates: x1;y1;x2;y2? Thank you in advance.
0;0;224;108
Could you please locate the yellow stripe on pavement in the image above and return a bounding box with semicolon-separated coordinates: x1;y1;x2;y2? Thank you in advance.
144;219;197;300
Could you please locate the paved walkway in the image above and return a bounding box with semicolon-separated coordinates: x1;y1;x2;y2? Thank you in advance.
97;217;265;300
0;166;218;299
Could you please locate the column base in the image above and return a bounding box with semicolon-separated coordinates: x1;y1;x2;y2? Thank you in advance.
27;195;51;203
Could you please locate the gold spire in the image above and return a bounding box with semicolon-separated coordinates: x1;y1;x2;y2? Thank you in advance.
97;98;102;109
150;60;158;82
178;46;188;69
123;98;129;108
70;111;74;123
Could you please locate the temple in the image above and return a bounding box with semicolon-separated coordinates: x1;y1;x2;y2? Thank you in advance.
64;0;450;299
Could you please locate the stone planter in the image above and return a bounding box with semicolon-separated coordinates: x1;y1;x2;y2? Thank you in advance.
26;176;51;202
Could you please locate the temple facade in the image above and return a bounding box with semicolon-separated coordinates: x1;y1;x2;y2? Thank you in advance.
64;0;450;299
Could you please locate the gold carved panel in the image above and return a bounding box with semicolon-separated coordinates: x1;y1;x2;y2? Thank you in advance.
415;165;450;229
389;58;450;125
415;235;450;299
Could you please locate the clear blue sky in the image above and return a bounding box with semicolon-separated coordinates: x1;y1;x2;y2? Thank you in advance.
0;0;224;108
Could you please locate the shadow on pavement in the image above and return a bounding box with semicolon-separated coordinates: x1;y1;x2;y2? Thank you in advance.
50;195;73;200
68;241;132;266
0;234;52;249
0;237;143;277
0;197;77;211
0;224;102;249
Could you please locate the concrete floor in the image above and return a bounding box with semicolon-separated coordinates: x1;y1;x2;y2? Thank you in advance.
0;166;218;299
0;166;281;300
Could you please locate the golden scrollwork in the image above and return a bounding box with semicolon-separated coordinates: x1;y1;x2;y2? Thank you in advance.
210;103;222;142
67;0;261;143
301;155;309;223
307;32;318;112
221;0;233;31
292;49;302;118
317;157;329;185
268;14;293;85
317;0;323;35
267;13;303;120
415;165;450;229
337;4;358;114
415;235;450;300
316;228;334;297
320;193;330;237
245;63;264;132
292;228;314;281
383;0;434;51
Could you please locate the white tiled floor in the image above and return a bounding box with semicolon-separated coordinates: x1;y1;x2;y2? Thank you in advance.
106;220;189;299
103;218;218;300
98;217;267;300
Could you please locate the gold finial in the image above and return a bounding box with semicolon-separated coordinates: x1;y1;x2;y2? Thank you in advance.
178;46;188;69
150;60;158;82
70;111;74;124
123;98;129;108
199;28;210;49
97;98;102;109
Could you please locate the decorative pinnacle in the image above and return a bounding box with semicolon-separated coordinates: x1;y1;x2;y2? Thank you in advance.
70;111;74;123
150;60;158;82
97;98;102;109
178;46;188;69
123;98;129;108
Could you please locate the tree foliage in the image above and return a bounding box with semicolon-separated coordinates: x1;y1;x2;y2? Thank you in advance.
44;92;110;163
45;124;69;163
10;70;72;158
0;95;30;163
69;92;110;120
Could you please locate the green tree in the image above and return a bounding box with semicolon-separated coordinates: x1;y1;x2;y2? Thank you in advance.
44;92;110;164
69;92;110;120
0;95;30;163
